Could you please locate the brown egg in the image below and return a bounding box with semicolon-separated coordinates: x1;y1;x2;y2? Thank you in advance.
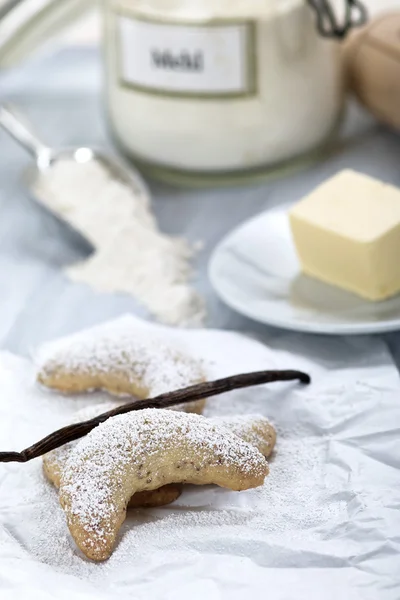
343;13;400;130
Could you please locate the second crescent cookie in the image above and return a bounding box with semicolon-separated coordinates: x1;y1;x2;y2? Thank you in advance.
35;319;206;414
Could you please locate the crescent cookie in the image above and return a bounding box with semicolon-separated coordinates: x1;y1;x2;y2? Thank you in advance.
60;409;269;561
35;319;206;414
43;404;276;495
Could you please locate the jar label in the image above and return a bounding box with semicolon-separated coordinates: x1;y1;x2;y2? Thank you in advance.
116;14;257;98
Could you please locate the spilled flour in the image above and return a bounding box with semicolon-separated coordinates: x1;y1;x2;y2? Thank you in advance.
34;159;205;326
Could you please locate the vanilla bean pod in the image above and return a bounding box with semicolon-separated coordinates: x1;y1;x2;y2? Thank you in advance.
0;369;310;463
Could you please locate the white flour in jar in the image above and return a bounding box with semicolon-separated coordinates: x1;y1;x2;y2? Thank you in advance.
105;0;343;172
34;159;205;326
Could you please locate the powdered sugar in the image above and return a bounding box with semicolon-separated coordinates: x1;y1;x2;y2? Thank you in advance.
34;159;205;326
212;414;274;455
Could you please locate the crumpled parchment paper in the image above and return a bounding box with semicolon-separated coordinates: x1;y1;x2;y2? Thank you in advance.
0;315;399;600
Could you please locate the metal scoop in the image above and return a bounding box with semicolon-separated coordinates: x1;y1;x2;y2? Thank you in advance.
0;104;150;237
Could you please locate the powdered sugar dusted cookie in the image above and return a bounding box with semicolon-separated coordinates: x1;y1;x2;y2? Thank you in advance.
60;409;269;561
35;319;206;414
44;405;276;495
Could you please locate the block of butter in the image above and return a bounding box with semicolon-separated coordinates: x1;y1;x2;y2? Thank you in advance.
289;169;400;301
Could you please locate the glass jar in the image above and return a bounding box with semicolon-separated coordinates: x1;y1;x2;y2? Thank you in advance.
104;0;366;185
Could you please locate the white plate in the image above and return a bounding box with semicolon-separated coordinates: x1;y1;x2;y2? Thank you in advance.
209;205;400;335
